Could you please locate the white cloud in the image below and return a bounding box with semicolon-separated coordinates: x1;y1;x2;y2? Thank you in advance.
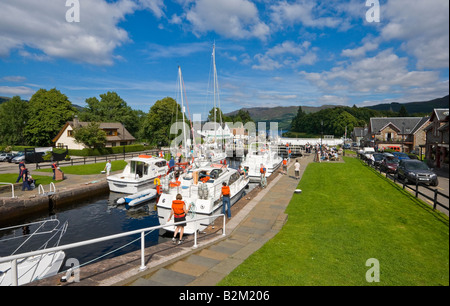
269;0;342;29
301;49;441;98
0;0;138;65
381;0;449;69
252;41;316;71
184;0;269;40
1;76;27;82
138;0;165;18
0;86;35;96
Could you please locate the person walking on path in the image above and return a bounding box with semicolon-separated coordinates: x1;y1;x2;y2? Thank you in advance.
16;161;25;183
167;194;191;245
104;160;112;176
21;165;32;191
294;159;301;179
221;182;231;219
282;158;287;175
260;163;267;188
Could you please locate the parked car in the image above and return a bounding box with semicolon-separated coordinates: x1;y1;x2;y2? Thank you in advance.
392;152;410;160
11;152;25;164
0;153;13;162
396;159;438;186
380;155;399;173
372;153;384;167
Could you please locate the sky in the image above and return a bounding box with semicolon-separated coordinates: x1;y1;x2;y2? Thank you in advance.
0;0;448;119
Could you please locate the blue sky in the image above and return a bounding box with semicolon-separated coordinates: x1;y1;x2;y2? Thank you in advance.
0;0;448;119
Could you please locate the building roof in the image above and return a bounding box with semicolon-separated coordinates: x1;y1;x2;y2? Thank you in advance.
52;120;136;143
369;117;429;135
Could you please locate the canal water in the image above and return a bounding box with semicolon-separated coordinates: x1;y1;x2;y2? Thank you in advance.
0;158;254;272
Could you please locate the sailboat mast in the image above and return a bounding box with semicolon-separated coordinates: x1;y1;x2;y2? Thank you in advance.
178;66;188;152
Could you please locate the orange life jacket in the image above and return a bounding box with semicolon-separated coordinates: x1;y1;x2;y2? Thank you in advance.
260;167;266;174
200;176;210;183
283;160;287;165
222;186;230;196
172;200;185;217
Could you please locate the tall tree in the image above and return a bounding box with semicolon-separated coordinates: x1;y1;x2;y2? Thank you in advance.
0;96;29;145
73;122;107;149
79;91;140;138
141;97;185;146
24;88;76;146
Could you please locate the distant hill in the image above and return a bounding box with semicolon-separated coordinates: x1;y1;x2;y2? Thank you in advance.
366;95;448;113
226;95;449;131
226;105;337;131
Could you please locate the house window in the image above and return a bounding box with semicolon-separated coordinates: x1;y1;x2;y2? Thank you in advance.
67;130;73;137
104;129;118;136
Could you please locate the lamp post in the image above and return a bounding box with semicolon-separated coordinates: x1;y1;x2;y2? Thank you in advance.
321;120;323;148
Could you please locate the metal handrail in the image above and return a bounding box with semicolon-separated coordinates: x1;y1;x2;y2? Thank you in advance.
1;214;226;286
0;182;14;198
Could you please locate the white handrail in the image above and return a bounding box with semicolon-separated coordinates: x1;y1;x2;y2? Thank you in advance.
50;182;56;193
0;182;15;198
38;184;45;195
1;214;226;286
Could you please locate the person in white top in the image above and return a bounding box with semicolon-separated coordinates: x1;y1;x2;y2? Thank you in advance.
104;160;112;176
294;159;300;179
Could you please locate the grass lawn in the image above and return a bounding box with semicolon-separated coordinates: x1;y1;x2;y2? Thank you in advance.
218;157;449;286
34;160;127;175
0;173;60;185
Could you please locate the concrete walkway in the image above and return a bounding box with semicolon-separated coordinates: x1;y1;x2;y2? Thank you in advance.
122;154;314;286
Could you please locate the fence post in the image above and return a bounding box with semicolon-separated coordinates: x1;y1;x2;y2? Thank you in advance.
193;222;198;249
433;189;438;210
11;258;18;286
222;214;226;236
415;179;419;198
139;232;147;271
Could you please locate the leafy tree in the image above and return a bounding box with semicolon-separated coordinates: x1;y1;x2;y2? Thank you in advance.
24;88;76;146
207;107;231;123
0;96;29;145
141;97;185;146
230;110;254;124
79;91;141;138
73;122;107;149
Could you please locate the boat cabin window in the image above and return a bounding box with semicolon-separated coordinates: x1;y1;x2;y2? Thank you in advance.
228;172;240;185
209;169;222;179
130;161;148;178
155;161;166;167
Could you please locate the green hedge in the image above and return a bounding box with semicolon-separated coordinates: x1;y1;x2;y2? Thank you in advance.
68;144;155;156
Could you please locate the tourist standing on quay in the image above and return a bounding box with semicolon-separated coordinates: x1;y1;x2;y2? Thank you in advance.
294;159;301;179
221;182;231;219
167;194;191;245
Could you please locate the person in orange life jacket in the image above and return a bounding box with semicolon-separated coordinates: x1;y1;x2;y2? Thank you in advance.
221;182;231;219
282;158;287;175
260;164;267;188
167;194;191;245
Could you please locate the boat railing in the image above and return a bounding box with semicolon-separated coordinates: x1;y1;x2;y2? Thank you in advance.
0;182;14;198
0;214;227;286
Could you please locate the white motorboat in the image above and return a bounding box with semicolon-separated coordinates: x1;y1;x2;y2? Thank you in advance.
116;188;158;208
0;219;68;286
107;155;168;194
157;163;249;234
241;142;283;182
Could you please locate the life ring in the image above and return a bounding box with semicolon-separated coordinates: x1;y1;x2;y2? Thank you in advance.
138;154;152;158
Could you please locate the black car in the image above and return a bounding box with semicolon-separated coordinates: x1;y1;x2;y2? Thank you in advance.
396;160;438;186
